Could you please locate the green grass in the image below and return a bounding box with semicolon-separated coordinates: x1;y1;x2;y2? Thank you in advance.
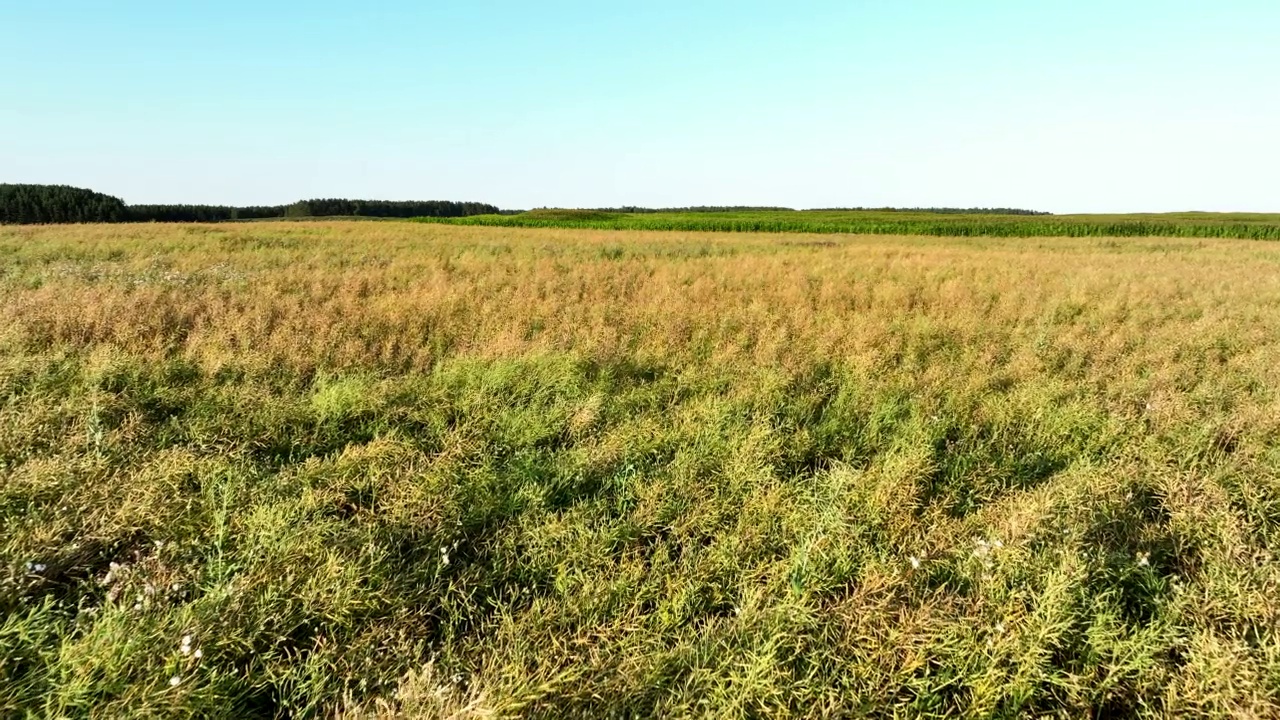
417;209;1280;240
2;221;1280;717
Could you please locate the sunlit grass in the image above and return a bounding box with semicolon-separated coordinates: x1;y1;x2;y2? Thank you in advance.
2;221;1279;717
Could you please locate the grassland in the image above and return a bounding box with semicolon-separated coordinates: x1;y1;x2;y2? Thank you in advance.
2;221;1279;717
418;208;1280;240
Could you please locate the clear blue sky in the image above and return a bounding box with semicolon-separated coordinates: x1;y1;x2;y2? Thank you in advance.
2;1;1276;212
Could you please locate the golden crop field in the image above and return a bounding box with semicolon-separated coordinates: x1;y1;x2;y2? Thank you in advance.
3;221;1280;717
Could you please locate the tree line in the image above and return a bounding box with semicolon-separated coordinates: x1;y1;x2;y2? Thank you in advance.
0;185;500;224
125;205;287;223
2;184;1051;225
0;184;128;224
286;199;500;218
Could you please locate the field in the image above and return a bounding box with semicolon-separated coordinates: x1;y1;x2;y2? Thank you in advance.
2;221;1280;717
418;208;1280;240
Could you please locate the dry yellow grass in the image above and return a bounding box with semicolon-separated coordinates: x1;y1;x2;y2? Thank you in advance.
2;221;1279;717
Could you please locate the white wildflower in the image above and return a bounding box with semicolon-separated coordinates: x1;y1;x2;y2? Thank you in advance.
909;556;921;570
169;676;181;687
1137;552;1150;567
972;538;991;559
193;649;203;659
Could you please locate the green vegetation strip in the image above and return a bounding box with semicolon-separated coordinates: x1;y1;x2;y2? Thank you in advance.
418;208;1280;239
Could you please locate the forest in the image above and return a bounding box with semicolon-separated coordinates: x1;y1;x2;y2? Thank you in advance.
0;185;499;224
0;184;129;224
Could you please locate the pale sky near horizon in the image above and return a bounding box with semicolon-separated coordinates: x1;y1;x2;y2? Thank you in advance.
2;1;1277;213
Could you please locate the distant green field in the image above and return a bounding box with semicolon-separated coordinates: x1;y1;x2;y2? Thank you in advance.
417;209;1280;239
